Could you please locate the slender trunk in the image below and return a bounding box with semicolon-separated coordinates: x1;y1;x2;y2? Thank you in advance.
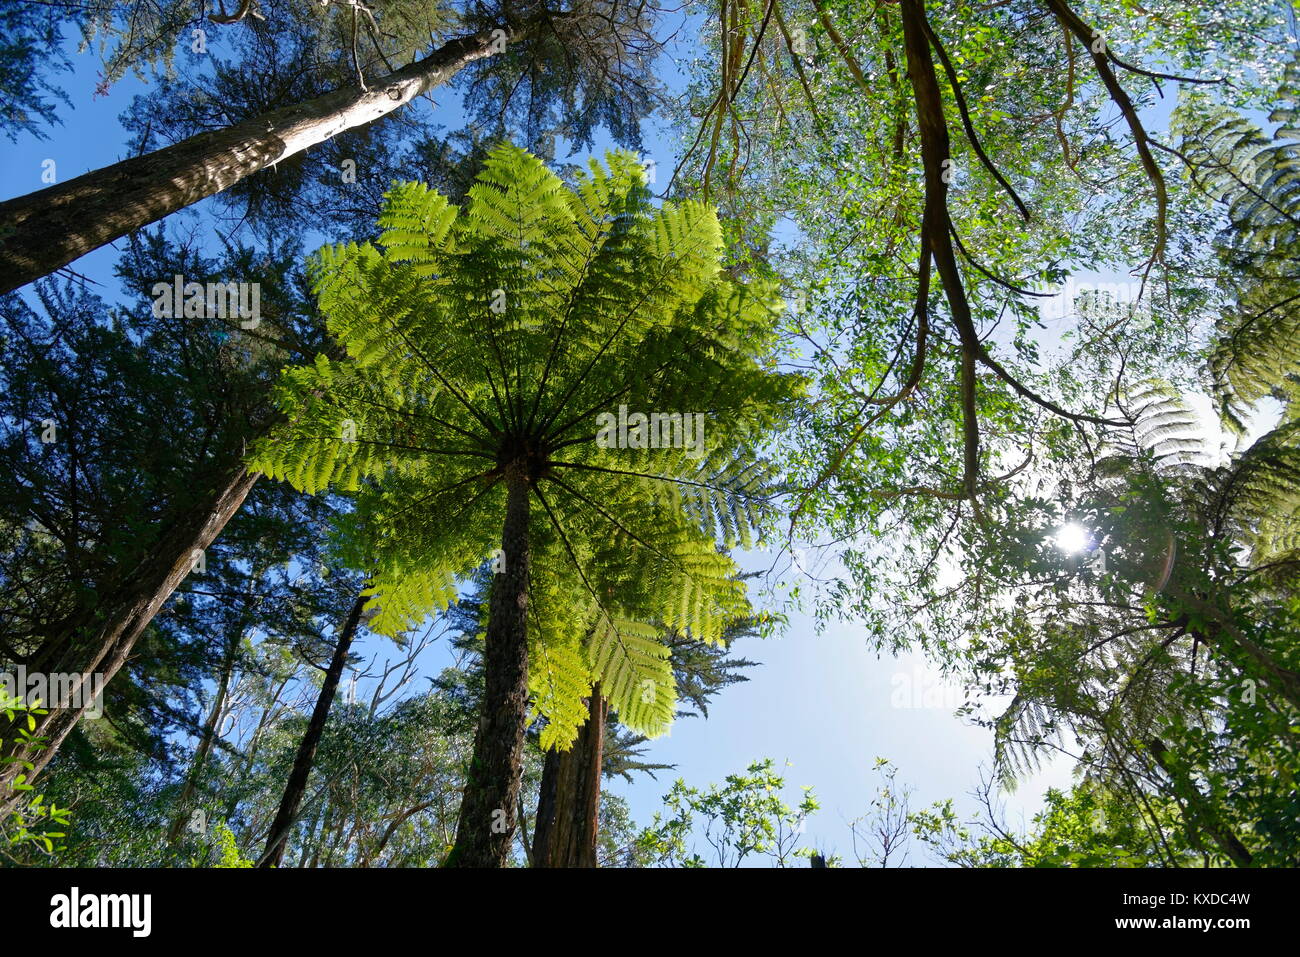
898;0;988;515
363;797;440;867
445;472;533;867
222;673;288;822
308;803;332;870
258;591;367;868
518;793;535;865
327;816;356;867
166;632;240;843
533;685;607;868
298;805;323;868
0;462;260;812
0;28;520;294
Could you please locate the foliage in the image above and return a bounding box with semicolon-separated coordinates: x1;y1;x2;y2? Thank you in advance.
636;758;819;867
848;758;913;867
1176;65;1300;431
0;686;70;858
3;0;1299;872
0;2;70;141
252;142;802;747
908;777;1202;868
211;822;255;868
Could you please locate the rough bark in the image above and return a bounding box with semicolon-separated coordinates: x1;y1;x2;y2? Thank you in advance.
0;27;518;295
0;461;260;812
258;591;367;868
444;471;533;867
533;685;606;867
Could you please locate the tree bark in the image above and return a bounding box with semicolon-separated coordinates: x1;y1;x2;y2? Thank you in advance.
533;685;606;867
444;471;533;867
258;591;367;868
0;461;260;812
898;0;987;514
0;27;519;295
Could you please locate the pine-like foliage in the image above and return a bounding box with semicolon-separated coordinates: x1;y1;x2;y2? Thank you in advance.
251;143;801;749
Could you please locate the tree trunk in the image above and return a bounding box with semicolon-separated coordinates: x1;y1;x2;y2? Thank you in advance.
362;797;440;867
444;472;533;867
167;631;240;844
0;28;519;295
308;802;332;870
223;672;289;822
298;805;323;868
258;591;367;868
0;462;260;812
533;685;607;868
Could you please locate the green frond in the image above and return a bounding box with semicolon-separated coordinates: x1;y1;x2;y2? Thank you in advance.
530;626;595;752
363;560;459;638
1175;96;1300;429
585;610;676;738
377;180;458;271
1108;380;1210;471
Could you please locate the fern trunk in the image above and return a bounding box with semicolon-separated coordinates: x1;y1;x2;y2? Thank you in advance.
532;685;606;867
0;461;259;812
0;29;512;295
258;591;367;868
445;472;534;867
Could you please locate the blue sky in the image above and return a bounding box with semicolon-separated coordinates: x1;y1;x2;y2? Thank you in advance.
1;19;1081;865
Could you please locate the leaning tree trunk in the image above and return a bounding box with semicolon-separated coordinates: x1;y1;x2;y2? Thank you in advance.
532;685;607;868
0;27;521;295
445;471;533;868
0;461;259;813
258;591;367;868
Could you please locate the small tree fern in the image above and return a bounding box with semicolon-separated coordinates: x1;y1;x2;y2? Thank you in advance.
251;143;801;867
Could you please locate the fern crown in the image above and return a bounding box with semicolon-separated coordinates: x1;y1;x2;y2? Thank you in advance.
251;143;802;748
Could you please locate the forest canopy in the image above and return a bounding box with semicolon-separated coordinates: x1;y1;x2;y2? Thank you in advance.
0;0;1296;879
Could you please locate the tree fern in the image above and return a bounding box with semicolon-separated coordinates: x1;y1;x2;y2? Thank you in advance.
250;143;803;865
1176;74;1300;431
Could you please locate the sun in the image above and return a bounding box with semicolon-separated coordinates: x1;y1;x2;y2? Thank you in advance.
1054;523;1091;554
